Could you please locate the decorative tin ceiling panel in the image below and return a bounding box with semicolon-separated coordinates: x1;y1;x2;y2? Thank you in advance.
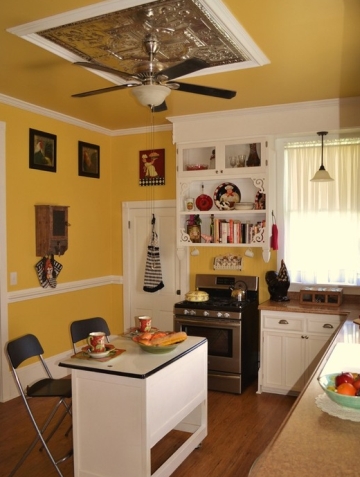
37;0;250;76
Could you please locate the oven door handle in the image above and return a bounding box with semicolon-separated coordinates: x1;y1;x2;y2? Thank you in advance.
175;318;241;327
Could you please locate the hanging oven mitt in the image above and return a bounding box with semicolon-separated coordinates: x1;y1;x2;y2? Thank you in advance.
271;211;279;250
35;255;63;288
143;214;165;293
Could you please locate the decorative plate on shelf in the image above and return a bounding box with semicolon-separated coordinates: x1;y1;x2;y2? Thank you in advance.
196;193;213;211
214;182;241;210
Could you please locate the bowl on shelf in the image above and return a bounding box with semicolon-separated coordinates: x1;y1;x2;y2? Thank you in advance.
186;164;209;171
318;373;360;410
234;202;255;210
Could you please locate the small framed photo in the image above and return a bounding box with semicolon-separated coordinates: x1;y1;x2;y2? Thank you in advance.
139;148;165;186
29;129;57;172
78;141;100;178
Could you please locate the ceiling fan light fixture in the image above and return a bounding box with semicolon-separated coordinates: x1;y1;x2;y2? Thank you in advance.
131;85;170;107
310;131;334;182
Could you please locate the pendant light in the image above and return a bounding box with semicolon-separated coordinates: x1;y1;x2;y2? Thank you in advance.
310;131;334;182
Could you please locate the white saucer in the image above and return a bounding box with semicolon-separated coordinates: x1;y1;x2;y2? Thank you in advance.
82;344;115;358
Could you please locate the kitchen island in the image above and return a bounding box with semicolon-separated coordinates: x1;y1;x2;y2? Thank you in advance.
59;336;207;477
250;299;360;477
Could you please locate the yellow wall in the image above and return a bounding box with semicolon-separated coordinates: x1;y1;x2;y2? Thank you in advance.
188;246;276;303
2;103;274;358
3;102;115;350
110;123;177;277
4;103;113;285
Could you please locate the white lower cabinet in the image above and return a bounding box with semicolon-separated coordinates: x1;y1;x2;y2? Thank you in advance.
258;310;342;395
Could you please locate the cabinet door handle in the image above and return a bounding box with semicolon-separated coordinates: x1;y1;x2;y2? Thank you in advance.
301;335;309;339
278;319;288;325
323;323;334;329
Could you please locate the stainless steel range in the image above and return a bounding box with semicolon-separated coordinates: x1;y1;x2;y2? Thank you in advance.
173;274;260;394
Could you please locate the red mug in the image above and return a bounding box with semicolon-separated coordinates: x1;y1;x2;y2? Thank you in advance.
87;332;106;353
138;316;152;332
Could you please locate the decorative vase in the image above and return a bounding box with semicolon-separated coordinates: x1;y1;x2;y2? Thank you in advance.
246;143;261;167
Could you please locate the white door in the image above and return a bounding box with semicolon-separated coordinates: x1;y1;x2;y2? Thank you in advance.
122;200;188;332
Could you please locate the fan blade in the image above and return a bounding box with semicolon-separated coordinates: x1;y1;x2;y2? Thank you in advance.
72;83;137;98
170;81;236;99
151;101;168;113
74;61;139;82
159;58;208;81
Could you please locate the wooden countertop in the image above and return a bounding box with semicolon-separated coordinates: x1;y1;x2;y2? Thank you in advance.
250;300;360;477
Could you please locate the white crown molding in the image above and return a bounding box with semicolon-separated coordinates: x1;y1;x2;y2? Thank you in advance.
0;93;110;134
112;123;172;136
7;275;123;303
2;91;358;138
0;93;172;136
168;97;360;124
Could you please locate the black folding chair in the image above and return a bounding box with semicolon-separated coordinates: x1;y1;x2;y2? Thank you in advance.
70;316;111;353
6;334;72;477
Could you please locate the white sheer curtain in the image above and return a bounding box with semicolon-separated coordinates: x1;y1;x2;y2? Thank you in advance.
283;137;360;286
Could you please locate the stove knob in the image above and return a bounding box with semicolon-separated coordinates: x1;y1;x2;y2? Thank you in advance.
190;309;197;315
223;312;230;318
184;309;190;315
203;311;210;317
217;312;223;318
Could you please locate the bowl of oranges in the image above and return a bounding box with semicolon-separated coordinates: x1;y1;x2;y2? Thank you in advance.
318;372;360;410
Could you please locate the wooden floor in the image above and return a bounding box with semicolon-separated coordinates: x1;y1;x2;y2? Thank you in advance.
0;381;296;477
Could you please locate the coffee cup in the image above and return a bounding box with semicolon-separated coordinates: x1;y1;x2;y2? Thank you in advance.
184;198;194;211
87;332;106;353
138;316;152;332
245;248;254;258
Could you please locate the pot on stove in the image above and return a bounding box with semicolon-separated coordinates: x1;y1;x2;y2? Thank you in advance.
230;280;248;301
185;290;209;302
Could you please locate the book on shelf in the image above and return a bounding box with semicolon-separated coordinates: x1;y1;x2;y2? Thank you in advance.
209;217;266;244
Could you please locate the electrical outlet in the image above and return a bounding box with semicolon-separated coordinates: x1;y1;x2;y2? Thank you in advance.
10;272;17;285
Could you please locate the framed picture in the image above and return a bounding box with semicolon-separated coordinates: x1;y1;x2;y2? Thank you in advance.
139;148;165;186
29;129;57;172
78;141;100;178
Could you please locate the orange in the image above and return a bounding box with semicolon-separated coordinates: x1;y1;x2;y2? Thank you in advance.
337;382;356;396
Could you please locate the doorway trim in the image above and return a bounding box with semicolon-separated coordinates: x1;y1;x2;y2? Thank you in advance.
0;121;9;402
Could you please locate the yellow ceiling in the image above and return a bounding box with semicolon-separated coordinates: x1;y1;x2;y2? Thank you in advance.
1;0;360;131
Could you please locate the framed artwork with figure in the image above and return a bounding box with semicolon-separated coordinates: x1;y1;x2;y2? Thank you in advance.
78;141;100;178
139;148;165;186
29;129;57;172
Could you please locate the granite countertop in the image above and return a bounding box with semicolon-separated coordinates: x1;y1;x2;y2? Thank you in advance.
259;291;360;316
250;299;360;477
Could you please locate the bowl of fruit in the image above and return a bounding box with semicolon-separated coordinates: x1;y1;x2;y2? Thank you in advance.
132;330;187;354
318;371;360;410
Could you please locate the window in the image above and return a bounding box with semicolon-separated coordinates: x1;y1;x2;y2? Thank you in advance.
278;135;360;287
